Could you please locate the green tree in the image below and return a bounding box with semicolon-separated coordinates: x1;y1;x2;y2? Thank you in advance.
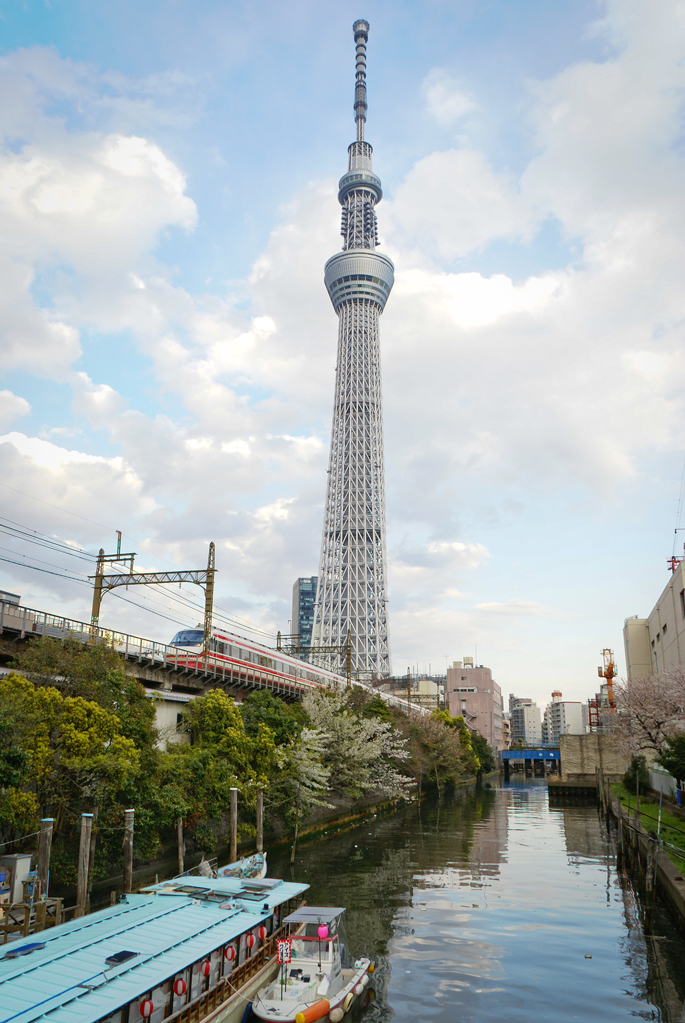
470;732;496;776
656;735;685;784
12;635;159;752
168;690;277;852
0;673;140;850
624;754;650;795
406;712;479;793
240;690;301;745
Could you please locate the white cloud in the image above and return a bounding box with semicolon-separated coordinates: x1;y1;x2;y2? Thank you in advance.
0;391;30;430
385;149;535;262
474;599;574;619
422;69;476;125
396;267;560;328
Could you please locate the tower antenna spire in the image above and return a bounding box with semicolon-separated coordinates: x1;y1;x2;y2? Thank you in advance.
353;19;369;141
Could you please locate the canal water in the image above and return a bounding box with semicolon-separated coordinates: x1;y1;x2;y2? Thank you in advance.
267;779;685;1023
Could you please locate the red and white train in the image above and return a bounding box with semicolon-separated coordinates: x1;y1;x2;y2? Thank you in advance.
168;625;419;712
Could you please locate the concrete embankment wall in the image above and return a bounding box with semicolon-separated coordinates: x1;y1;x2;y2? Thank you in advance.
559;734;626;784
598;772;685;935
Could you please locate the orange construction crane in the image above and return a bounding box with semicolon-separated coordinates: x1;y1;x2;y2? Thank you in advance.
597;648;617;711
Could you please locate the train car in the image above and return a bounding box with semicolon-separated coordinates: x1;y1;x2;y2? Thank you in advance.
168;625;349;695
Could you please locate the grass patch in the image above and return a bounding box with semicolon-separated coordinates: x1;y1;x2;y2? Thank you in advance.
610;783;685;876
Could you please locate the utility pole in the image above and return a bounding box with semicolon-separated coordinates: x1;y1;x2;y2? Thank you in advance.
407;668;411;710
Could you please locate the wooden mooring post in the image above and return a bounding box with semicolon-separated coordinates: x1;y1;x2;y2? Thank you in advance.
36;818;54;896
75;813;94;918
256;789;263;854
230;788;238;864
123;809;135;895
645;833;658;930
177;818;185;876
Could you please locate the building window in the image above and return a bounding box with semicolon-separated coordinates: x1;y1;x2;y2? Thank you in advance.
681;590;685;619
651;639;655;647
663;622;668;634
656;633;660;642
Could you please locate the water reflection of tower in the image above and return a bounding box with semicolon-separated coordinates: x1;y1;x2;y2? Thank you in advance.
312;20;394;677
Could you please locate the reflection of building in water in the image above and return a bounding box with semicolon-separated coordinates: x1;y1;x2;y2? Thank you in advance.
467;790;508;880
557;805;608;860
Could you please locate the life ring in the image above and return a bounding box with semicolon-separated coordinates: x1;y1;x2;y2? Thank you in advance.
343;992;355;1012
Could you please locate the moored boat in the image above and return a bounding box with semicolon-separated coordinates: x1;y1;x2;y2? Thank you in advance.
0;874;308;1023
251;907;374;1023
216;852;267;880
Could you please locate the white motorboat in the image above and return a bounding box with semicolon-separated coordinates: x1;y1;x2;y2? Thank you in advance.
251;906;374;1023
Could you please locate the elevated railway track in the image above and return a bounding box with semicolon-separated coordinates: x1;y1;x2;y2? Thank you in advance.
0;597;424;715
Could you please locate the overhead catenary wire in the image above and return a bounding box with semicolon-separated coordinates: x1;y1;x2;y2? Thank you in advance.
0;511;281;641
0;483;277;622
0;536;278;638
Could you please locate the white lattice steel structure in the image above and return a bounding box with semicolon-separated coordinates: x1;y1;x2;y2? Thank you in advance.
312;20;394;677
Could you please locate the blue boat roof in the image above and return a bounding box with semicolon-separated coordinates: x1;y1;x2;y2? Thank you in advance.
0;878;308;1023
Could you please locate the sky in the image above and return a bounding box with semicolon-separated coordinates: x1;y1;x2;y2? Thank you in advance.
1;0;685;710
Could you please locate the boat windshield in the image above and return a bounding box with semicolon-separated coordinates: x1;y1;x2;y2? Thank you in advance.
170;629;204;647
289;936;337;960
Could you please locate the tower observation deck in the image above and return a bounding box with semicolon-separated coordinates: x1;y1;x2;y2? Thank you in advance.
312;20;394;677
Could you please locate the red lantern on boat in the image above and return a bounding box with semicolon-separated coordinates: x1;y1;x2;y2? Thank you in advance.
258;926;267;940
224;945;236;961
173;979;186;996
246;933;256;949
139;1000;154;1018
201;960;211;977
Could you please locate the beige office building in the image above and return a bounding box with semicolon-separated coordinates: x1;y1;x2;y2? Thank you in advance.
446;660;504;751
624;560;685;679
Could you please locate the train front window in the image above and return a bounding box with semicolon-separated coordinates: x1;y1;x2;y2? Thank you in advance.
170;629;204;647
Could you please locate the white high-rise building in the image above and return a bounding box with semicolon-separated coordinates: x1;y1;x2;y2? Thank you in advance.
543;691;585;744
509;697;542;746
313;21;394;676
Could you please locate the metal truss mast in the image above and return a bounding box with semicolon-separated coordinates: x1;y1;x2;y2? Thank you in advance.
312;20;394;677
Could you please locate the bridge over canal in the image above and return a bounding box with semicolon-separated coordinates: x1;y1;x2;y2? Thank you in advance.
502;748;560;779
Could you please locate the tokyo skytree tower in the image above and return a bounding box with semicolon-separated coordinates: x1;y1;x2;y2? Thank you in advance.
312;20;394;677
